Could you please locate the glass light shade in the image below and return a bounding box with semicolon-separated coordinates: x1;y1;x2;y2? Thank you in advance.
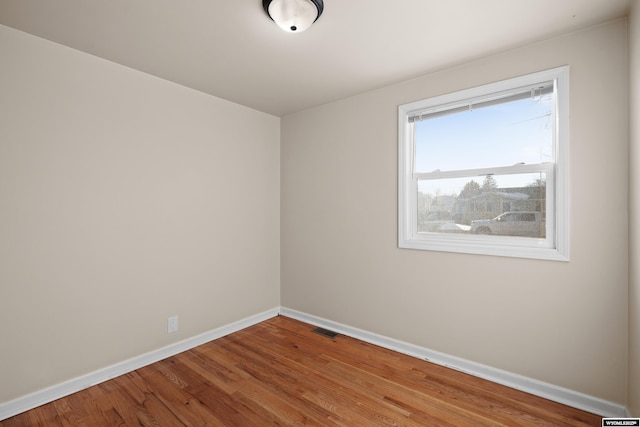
267;0;320;33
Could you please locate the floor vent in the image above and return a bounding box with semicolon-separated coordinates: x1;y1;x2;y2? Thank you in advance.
312;327;340;339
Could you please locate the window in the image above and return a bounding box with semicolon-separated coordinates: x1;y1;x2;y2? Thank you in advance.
398;67;569;260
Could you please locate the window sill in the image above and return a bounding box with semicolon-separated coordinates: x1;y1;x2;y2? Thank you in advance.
399;233;569;261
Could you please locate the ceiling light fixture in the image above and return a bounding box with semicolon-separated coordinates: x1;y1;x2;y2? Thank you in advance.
263;0;324;33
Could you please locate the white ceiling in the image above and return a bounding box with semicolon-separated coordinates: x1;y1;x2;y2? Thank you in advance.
0;0;630;116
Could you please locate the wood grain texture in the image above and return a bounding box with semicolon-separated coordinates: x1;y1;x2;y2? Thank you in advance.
1;316;603;426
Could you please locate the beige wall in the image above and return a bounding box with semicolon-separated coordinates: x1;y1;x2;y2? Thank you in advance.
0;25;280;403
629;0;640;417
282;19;629;404
0;13;634;414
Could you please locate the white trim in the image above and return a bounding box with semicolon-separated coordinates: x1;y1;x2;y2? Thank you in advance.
280;307;628;418
0;308;280;421
398;66;570;261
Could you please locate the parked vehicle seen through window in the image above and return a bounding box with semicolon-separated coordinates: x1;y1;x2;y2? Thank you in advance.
470;211;545;238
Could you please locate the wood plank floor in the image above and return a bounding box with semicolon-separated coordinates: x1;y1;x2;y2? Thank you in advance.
1;316;602;426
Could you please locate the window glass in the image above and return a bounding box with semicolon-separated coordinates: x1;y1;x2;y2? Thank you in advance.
417;172;546;238
415;96;553;173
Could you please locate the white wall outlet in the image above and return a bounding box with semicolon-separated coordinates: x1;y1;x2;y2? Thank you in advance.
167;316;179;334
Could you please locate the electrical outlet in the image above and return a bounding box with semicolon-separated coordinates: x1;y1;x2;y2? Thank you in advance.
167;316;179;334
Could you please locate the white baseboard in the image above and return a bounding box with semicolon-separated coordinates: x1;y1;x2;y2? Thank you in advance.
280;307;628;418
0;308;280;421
1;306;629;421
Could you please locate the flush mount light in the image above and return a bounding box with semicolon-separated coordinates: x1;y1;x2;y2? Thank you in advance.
263;0;324;33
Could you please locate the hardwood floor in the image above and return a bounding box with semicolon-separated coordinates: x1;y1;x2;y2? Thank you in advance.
1;316;602;426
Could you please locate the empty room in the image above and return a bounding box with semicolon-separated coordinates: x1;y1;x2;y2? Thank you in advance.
1;0;639;425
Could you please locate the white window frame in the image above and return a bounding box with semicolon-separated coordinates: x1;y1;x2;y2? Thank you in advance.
398;66;569;261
